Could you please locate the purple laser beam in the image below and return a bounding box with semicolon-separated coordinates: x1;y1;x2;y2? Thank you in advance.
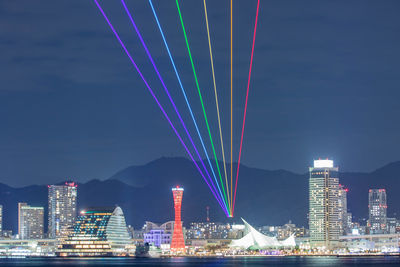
120;0;228;211
93;0;228;216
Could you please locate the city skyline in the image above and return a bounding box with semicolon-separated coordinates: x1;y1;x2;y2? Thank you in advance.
1;0;400;260
1;0;400;187
0;158;396;231
1;156;400;233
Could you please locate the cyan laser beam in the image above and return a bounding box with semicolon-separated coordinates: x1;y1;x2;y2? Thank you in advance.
121;0;229;213
148;0;230;215
176;0;230;210
93;0;229;216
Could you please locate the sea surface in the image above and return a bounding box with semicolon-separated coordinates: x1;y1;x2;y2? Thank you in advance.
0;256;399;267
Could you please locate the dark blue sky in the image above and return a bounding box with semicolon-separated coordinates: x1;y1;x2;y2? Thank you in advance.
1;0;399;186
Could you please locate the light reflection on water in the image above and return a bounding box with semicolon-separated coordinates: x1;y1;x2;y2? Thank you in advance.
0;256;399;266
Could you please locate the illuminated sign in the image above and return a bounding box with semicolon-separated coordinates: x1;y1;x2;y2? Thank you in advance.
314;159;334;168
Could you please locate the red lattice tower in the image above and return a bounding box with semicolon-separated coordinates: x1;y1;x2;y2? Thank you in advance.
170;186;185;253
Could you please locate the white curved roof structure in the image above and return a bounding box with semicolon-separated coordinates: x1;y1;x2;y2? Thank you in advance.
230;218;296;250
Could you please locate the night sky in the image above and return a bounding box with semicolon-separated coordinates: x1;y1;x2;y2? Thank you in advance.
1;0;400;187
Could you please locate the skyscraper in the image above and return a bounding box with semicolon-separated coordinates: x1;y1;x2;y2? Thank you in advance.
48;182;78;238
170;186;185;253
368;189;387;234
18;203;44;239
338;184;349;235
309;159;340;249
18;202;27;237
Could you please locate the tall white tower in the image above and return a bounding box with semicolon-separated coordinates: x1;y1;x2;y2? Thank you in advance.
309;159;340;250
48;182;77;238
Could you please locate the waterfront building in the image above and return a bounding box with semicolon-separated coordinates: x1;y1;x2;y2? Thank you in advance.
228;224;245;239
186;222;230;239
309;159;340;249
338;184;351;235
143;221;174;247
368;189;387;234
387;218;398;234
144;229;171;248
230;218;296;249
170;186;185;253
0;239;58;257
18;203;44;239
276;222;308;240
48;182;77;238
340;233;400;253
58;206;134;256
258;222;307;241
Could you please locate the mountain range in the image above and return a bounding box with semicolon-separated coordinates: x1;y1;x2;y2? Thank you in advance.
1;157;399;233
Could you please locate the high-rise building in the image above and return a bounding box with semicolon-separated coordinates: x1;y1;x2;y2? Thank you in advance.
18;203;44;239
48;182;78;238
309;159;340;249
170;186;185;253
338;184;350;235
18;202;27;237
368;189;387;234
58;206;133;256
0;204;2;236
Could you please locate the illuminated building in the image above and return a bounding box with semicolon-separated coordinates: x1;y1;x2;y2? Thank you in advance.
309;159;340;249
18;203;44;239
186;222;230;239
143;221;173;248
0;239;58;257
338;184;351;235
144;230;171;248
340;233;400;253
276;222;308;240
387;218;398;234
230;218;296;249
228;224;245;239
368;189;387;234
58;206;133;257
170;186;185;253
18;202;26;237
48;182;77;238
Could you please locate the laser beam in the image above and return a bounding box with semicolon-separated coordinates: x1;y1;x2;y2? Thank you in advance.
147;0;230;215
233;0;260;215
176;0;230;210
93;0;229;216
230;0;234;215
120;0;229;212
203;0;231;214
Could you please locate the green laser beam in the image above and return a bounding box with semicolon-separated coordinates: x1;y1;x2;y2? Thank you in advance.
176;0;230;214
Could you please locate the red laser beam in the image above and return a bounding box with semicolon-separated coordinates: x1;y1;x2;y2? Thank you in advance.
233;0;260;215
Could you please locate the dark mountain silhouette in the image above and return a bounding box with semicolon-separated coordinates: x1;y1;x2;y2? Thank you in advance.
0;157;399;233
